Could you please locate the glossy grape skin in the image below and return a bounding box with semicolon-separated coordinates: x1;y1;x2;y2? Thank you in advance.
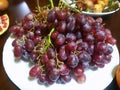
24;12;35;21
60;74;71;83
23;21;34;31
66;33;76;42
41;52;49;64
59;64;70;75
76;73;86;83
73;65;84;76
57;21;66;33
10;8;117;86
55;34;65;46
30;51;39;63
13;45;22;58
75;14;87;26
47;9;56;23
46;59;56;69
12;39;19;47
58;45;68;61
66;41;77;51
51;31;59;39
24;39;35;52
82;22;92;33
48;68;60;81
66;15;76;32
10;25;24;38
47;48;56;59
29;65;41;78
95;30;106;41
38;74;47;84
77;51;92;63
67;54;79;68
95;42;107;54
56;10;67;20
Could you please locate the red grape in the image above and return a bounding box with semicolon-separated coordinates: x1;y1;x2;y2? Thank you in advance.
29;65;42;78
10;7;116;86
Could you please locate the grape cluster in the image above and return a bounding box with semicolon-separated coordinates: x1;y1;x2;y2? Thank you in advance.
10;8;116;85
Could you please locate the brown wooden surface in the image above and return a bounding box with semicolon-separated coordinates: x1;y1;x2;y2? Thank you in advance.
0;0;119;90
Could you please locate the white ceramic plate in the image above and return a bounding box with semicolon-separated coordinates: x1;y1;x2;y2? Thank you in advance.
64;0;120;17
3;37;119;90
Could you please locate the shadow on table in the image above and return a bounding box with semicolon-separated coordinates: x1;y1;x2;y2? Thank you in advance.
104;77;120;90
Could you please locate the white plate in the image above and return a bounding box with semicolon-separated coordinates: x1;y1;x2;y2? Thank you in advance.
64;0;120;17
3;37;119;90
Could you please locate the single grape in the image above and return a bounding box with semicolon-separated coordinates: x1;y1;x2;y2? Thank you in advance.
12;39;19;47
23;21;34;31
41;52;49;64
95;30;106;41
105;45;113;55
58;45;68;61
66;15;76;32
66;41;77;51
73;64;84;76
60;74;71;83
48;68;60;81
84;34;94;44
22;49;30;60
77;40;88;51
93;54;105;65
30;51;39;63
46;59;56;69
46;76;55;85
57;21;66;33
95;42;107;54
104;54;112;64
38;73;47;84
13;45;22;58
26;32;34;40
55;33;65;46
86;16;95;24
77;51;91;63
82;22;92;33
95;17;103;24
75;14;87;26
29;65;41;78
33;35;42;45
24;12;35;21
107;37;116;45
51;31;59;39
66;33;76;42
76;73;86;83
59;64;70;75
56;10;67;20
47;9;56;23
47;48;56;59
24;39;35;52
67;54;79;68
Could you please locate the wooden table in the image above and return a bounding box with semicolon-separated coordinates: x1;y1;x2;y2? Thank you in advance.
0;0;119;90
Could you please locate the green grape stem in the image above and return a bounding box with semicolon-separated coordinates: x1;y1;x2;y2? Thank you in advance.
42;28;55;52
49;0;54;8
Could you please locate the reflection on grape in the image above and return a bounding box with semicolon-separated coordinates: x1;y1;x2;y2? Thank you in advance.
10;5;116;86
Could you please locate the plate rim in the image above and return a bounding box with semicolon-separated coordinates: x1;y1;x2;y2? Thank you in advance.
64;0;120;16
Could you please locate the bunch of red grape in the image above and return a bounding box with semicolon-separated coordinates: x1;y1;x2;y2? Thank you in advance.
10;7;116;85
